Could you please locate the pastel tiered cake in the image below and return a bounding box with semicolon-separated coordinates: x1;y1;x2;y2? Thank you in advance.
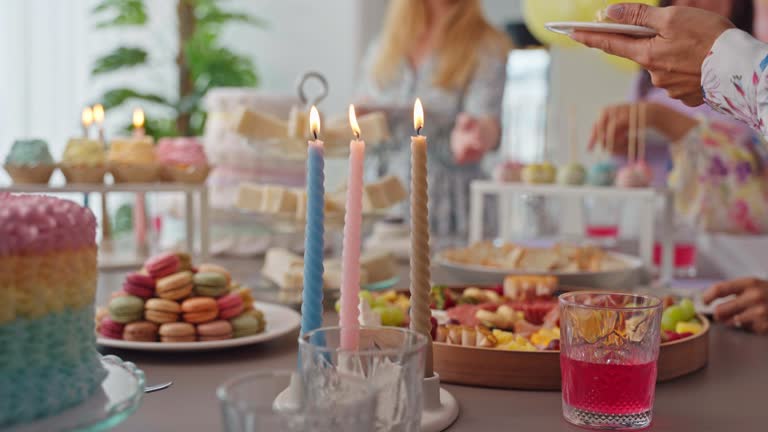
0;194;106;427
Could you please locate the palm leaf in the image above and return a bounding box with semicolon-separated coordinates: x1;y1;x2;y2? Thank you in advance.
93;0;147;27
99;88;174;111
92;47;148;75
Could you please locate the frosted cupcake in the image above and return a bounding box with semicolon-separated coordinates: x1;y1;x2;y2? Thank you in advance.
156;137;210;183
3;139;56;184
108;136;159;183
61;139;107;184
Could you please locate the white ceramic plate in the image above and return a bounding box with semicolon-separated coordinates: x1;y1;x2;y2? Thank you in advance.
98;302;301;352
546;21;657;37
434;251;644;289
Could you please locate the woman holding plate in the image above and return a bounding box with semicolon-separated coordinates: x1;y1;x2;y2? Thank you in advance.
571;2;768;334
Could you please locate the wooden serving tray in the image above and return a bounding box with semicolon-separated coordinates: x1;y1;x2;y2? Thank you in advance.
433;314;710;390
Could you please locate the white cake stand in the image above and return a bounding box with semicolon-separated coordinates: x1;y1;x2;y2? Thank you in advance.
421;373;459;432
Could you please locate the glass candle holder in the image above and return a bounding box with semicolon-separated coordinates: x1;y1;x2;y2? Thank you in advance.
559;292;662;430
217;370;377;432
299;326;428;432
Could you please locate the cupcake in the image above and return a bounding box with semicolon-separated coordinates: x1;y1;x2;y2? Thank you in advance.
60;138;107;184
156;137;210;183
108;136;159;183
3;139;56;184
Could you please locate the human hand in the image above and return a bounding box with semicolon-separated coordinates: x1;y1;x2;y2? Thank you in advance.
451;113;488;165
703;278;768;334
571;4;734;107
589;102;698;153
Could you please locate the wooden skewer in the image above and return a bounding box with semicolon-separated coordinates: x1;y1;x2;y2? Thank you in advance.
628;104;638;164
607;109;615;156
568;106;577;163
638;104;646;163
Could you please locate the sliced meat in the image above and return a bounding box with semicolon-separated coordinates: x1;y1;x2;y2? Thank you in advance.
445;303;498;327
513;319;542;337
506;300;557;325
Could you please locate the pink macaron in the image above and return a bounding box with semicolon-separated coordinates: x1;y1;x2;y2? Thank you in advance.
123;272;156;299
197;320;233;341
99;317;125;339
145;253;180;279
217;293;244;320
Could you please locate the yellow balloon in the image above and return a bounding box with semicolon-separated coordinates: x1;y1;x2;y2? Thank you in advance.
523;0;659;48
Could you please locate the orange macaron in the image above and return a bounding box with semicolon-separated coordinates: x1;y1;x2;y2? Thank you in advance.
181;297;219;324
159;322;196;342
156;271;193;301
144;298;182;324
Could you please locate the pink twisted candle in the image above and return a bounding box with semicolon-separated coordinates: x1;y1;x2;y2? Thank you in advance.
340;105;365;351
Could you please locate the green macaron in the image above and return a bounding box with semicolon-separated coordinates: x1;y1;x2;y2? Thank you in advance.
193;272;228;297
230;309;265;338
108;295;145;323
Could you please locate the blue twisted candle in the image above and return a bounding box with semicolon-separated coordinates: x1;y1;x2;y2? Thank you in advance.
301;107;325;337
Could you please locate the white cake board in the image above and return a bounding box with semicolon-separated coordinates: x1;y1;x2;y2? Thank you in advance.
421;373;459;432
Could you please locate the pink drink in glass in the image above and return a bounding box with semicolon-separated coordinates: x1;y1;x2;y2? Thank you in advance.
653;242;697;268
559;292;662;430
561;355;657;415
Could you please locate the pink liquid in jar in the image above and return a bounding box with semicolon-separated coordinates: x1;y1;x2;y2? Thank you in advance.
653;242;696;268
586;225;619;238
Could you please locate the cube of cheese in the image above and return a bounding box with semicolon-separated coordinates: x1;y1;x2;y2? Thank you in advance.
262;248;304;289
236;183;265;212
235;109;288;140
262;186;297;214
360;251;396;283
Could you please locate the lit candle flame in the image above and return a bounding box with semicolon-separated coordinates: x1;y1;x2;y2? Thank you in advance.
309;105;320;139
82;107;94;127
132;108;145;129
349;104;361;139
92;104;105;125
413;98;424;134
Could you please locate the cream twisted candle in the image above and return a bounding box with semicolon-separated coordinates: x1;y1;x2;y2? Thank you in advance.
409;98;433;378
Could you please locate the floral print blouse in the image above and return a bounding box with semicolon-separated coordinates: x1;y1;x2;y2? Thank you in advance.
666;29;768;234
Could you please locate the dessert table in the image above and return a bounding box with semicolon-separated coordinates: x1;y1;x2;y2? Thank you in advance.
99;259;768;432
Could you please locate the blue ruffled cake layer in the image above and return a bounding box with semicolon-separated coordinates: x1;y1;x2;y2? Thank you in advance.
0;306;106;427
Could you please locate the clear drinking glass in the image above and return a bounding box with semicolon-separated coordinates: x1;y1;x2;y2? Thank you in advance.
217;370;377;432
299;326;428;432
559;292;663;430
583;197;623;247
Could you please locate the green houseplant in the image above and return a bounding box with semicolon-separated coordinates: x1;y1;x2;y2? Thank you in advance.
91;0;264;137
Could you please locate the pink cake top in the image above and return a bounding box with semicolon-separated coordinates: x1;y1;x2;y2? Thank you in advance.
156;137;208;167
0;194;97;255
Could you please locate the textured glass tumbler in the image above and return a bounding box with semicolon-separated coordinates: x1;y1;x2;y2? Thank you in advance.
217;370;376;432
299;326;428;432
559;292;662;430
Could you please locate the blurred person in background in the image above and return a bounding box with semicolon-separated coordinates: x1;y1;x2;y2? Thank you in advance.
356;0;512;238
591;0;768;235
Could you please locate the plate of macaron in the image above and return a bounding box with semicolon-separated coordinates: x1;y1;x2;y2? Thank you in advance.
96;252;301;351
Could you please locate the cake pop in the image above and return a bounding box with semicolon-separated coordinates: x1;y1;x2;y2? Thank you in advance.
493;160;525;183
557;107;586;186
587;107;616;186
522;163;556;184
616;104;652;188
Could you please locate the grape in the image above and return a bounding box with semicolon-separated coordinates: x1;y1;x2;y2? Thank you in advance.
371;296;391;309
663;305;686;325
358;291;374;306
374;306;406;327
661;311;677;332
679;299;696;321
545;339;560;350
